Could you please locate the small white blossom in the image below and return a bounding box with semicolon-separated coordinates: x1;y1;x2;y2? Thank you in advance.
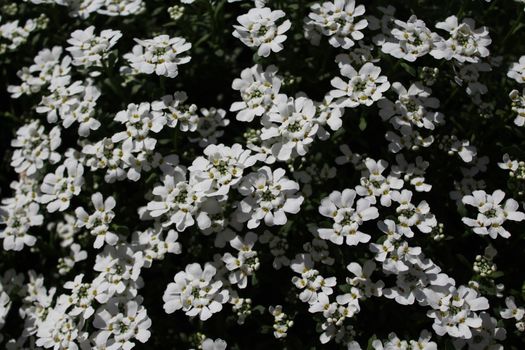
330;62;390;108
222;232;259;288
305;0;368;49
124;35;191;78
163;262;229;321
318;189;379;246
233;7;291;57
462;189;525;238
40;158;84;213
75;192;118;248
237;166;304;228
66;26;121;68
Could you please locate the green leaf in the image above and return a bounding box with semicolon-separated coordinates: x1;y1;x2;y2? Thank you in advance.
367;335;377;350
359;116;367;131
400;62;417;77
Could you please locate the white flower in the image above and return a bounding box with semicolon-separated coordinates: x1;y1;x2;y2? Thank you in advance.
66;85;102;136
346;260;384;298
93;298;151;349
462;189;525;238
189;108;230;147
36;302;85;350
112;102;166;153
426;285;490;339
124;35;191;78
36;80;84;124
0;18;37;51
509;89;525;126
508;56;525;83
163;262;229;321
40;158;84;213
431;16;491;63
378;82;444;130
146;166;220;231
391;189;437;237
330;62;390;108
355;158;404;207
261;96;320;161
233;7;291;57
189;143;260;196
230;64;284;122
75;192;118;249
10;120;61;176
201;338;228;350
57;243;87;275
315;95;344;132
500;296;525;321
318;189;379;246
8;46;70;98
63;274;109;319
291;254;337;304
305;0;368;49
381;15;440;61
269;305;294;338
0;198;41;251
237;166;304;228
134;227;181;267
498;153;518;171
151;91;199;131
222;232;259;288
97;0;145;17
93;244;145;297
82;138;128;183
409;330;438;350
66;26;122;68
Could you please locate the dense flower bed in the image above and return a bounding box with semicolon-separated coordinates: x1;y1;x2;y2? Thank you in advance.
1;0;525;349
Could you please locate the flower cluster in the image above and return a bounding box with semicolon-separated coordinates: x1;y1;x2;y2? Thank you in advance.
1;0;525;349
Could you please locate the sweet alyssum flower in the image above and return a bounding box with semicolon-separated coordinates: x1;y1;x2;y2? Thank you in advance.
0;196;41;251
391;189;437;237
75;192;118;249
461;189;525;238
93;298;151;349
291;254;337;304
261;96;320;161
163;262;229;321
233;7;291;57
509;88;525;126
381;15;440;62
112;102;166;153
222;232;260;288
63;273;109;320
189;143;260;197
355;158;404;207
426;285;490;339
431;16;491;63
378;82;444;130
124;35;191;78
318;189;379;246
189;108;230;148
508;56;525;83
151;91;199;131
500;296;525;323
330;62;390;108
10;120;61;176
146;166;220;232
305;0;368;49
230;64;284;122
66;26;122;68
40;158;84;213
236;166;304;228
